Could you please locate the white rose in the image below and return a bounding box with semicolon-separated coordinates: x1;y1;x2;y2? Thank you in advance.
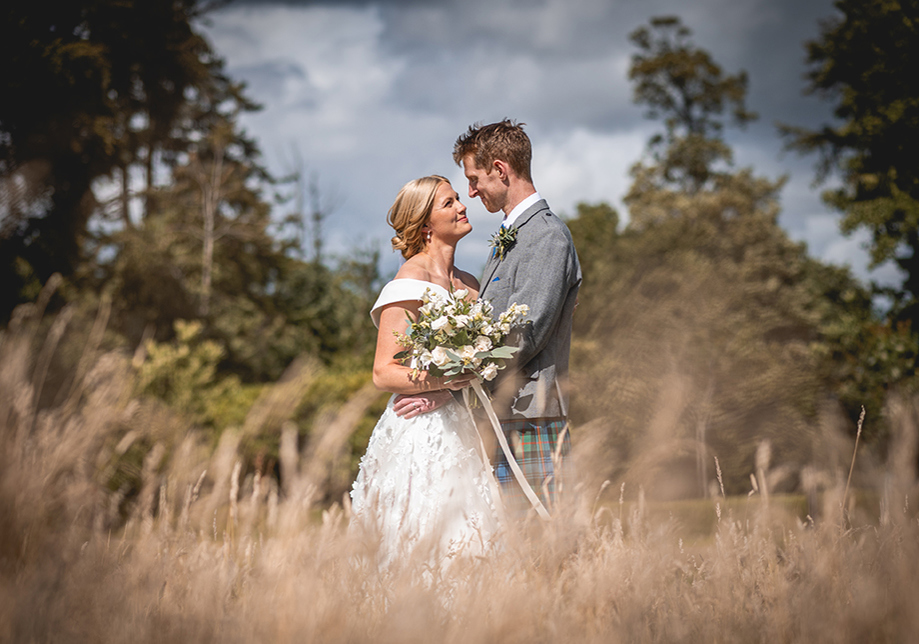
481;363;499;381
454;314;471;328
431;346;450;367
431;316;451;332
474;336;492;352
461;345;477;360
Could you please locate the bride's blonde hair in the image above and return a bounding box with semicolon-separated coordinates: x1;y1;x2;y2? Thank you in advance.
388;175;449;259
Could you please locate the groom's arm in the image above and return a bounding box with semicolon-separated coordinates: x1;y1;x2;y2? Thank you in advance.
506;222;579;368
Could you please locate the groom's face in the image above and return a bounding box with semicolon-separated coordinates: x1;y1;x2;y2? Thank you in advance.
462;154;507;214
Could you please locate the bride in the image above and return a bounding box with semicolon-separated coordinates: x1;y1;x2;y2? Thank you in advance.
350;175;502;570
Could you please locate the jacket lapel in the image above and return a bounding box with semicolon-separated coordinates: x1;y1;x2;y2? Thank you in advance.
479;200;549;297
480;253;500;296
511;200;548;231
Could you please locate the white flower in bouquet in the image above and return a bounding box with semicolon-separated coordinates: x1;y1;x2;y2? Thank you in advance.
454;314;472;328
419;349;433;367
426;291;447;309
474;335;493;352
499;303;529;323
460;345;478;360
481;363;499;381
431;316;452;332
431;346;450;367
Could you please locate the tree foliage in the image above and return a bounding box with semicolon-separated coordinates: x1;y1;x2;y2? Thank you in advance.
1;1;381;384
135;319;253;429
781;0;919;319
628;16;757;197
568;16;879;497
0;0;230;320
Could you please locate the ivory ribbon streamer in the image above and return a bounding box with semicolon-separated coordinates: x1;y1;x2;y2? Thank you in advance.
469;379;551;521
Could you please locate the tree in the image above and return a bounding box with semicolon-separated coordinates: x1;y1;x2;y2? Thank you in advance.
0;0;230;321
781;0;919;321
563;202;620;285
627;16;757;200
97;111;293;380
1;1;382;384
567;16;878;497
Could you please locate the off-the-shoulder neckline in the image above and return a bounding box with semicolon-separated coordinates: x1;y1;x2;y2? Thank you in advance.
385;278;451;294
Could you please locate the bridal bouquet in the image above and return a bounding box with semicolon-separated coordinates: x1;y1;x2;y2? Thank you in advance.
393;287;528;382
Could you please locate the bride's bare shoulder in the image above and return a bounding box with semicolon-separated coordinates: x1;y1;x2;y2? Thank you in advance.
393;256;431;282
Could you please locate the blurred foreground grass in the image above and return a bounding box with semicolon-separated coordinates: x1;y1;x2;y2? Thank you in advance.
2;302;919;643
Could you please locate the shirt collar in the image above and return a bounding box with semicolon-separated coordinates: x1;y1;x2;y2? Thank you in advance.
502;191;542;229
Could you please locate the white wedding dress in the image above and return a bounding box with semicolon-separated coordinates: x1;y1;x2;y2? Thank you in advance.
350;279;502;570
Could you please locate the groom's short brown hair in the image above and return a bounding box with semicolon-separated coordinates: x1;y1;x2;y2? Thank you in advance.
453;119;533;183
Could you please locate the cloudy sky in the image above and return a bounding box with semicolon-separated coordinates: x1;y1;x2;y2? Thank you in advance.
201;0;901;285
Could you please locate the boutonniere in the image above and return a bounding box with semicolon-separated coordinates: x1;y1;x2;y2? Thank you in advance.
489;226;518;260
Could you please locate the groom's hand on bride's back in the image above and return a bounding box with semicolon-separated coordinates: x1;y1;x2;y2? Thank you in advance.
394;389;459;419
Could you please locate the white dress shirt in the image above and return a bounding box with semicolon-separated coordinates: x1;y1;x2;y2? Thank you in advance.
502;191;542;229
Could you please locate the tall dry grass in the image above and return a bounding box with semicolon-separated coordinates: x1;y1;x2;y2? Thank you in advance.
2;297;919;643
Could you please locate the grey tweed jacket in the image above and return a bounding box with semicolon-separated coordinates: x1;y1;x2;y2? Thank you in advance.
479;199;581;420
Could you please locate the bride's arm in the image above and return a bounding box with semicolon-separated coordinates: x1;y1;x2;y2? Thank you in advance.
372;301;475;394
386;280;481;419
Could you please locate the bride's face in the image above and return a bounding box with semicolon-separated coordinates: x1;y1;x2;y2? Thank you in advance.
425;181;472;243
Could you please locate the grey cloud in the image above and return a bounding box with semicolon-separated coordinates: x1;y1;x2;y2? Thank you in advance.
381;0;837;136
232;59;319;107
385;53;638;135
227;0;839;134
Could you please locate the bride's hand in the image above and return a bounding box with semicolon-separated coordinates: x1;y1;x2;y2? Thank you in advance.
393;390;454;419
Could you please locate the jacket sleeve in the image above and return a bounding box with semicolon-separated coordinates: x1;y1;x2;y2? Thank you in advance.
504;218;579;370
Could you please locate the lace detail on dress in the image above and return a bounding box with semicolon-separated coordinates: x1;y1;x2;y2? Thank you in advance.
350;397;501;569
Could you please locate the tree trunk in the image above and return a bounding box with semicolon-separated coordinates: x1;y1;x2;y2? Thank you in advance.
120;163;133;229
199;147;224;318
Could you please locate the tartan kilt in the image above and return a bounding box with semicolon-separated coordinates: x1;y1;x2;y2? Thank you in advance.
494;417;572;517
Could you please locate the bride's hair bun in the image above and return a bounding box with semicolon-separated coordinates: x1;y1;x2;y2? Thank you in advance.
387;175;449;259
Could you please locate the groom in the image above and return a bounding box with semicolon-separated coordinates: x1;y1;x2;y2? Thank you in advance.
452;119;581;516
